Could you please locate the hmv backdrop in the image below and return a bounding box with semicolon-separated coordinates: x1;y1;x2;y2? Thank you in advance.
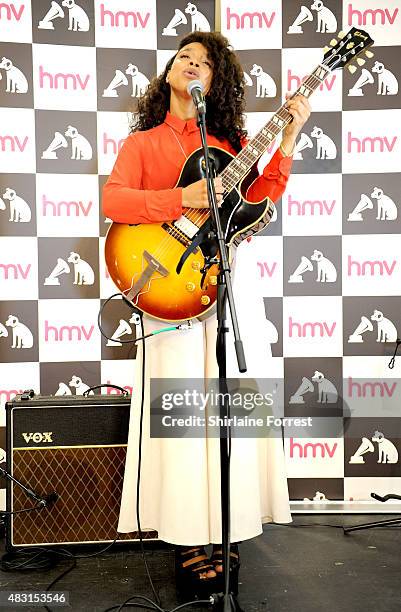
1;0;401;513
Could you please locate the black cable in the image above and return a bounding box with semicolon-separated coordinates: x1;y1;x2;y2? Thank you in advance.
388;338;401;369
132;315;163;608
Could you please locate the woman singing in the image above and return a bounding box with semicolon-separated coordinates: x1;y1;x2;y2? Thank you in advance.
103;31;310;598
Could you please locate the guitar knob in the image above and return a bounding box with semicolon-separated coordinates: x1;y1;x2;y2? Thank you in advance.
191;261;201;271
201;295;210;305
209;276;217;285
186;282;196;292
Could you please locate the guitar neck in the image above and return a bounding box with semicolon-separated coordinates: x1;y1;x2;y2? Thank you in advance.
220;62;333;193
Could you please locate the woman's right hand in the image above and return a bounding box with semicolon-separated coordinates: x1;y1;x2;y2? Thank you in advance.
182;177;224;209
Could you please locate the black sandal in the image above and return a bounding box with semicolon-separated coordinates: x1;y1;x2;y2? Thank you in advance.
210;543;241;595
175;545;218;598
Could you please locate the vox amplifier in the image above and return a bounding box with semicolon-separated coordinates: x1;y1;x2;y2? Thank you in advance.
5;390;157;550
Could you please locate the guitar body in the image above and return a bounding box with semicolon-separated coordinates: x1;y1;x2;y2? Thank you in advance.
105;147;274;322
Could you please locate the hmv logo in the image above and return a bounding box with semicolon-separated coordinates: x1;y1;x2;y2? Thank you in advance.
290;371;338;404
348;189;398;222
347;256;397;277
55;375;93;395
288;316;336;338
348;310;397;343
162;4;211;36
245;65;276;98
105;380;133;395
0;262;31;280
103;133;127;155
0;57;28;93
38;1;90;32
44;321;94;342
0;3;25;21
257;261;277;279
289;250;337;284
100;4;150;28
44;252;95;286
39;66;90;90
347;133;398;153
289;438;338;459
103;64;149;98
288;2;337;34
42;195;92;217
294;127;337;160
347;378;397;398
0;135;28;153
0;315;33;349
226;7;275;29
288;70;336;93
348;5;399;26
0;388;24;403
42;126;92;161
348;61;398;97
0;188;31;222
287;195;336;216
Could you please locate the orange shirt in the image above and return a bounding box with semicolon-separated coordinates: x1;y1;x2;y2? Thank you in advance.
102;111;293;224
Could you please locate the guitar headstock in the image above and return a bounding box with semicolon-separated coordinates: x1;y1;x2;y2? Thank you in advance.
322;27;374;72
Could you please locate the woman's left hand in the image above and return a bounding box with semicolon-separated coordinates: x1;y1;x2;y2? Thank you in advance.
281;93;311;155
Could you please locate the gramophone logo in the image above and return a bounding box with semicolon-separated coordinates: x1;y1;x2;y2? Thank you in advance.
289;249;337;283
0;315;33;349
162;3;211;36
287;1;337;34
41;125;92;160
349;431;399;464
348;61;399;97
38;1;90;32
107;312;140;347
103;63;150;98
55;374;94;395
44;251;95;286
348;310;398;343
0;188;31;223
0;57;28;93
293;126;337;160
348;188;398;222
244;64;277;98
303;491;329;502
289;370;338;404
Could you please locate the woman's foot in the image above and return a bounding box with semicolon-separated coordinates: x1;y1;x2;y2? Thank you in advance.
210;542;240;574
175;545;217;583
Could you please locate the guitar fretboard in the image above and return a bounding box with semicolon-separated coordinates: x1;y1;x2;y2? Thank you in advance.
220;63;332;193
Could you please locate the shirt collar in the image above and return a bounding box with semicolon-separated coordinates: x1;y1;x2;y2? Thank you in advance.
164;110;199;134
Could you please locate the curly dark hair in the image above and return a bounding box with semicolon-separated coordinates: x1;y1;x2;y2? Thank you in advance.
131;31;247;152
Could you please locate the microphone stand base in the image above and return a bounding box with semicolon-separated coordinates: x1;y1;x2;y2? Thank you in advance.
211;592;245;612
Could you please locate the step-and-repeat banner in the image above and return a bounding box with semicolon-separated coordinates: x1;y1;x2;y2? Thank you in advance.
1;0;401;511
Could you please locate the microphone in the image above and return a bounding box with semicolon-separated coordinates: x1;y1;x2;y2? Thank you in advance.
187;79;206;114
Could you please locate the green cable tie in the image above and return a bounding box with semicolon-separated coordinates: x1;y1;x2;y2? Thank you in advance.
151;326;177;335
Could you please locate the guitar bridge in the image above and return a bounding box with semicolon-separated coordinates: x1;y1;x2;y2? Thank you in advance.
125;250;169;303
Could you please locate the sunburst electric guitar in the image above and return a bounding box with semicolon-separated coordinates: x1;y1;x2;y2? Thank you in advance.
105;28;373;322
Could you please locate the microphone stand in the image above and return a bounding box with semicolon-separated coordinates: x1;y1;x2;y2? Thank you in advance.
196;101;246;612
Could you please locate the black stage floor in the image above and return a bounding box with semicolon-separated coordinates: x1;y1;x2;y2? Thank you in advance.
0;515;400;612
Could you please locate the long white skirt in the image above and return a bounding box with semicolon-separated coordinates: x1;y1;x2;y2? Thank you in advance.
117;314;292;545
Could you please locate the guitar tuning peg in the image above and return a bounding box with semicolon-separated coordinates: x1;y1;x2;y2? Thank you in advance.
338;31;346;39
357;58;365;66
365;50;374;58
348;65;357;74
323;46;330;53
330;38;337;46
